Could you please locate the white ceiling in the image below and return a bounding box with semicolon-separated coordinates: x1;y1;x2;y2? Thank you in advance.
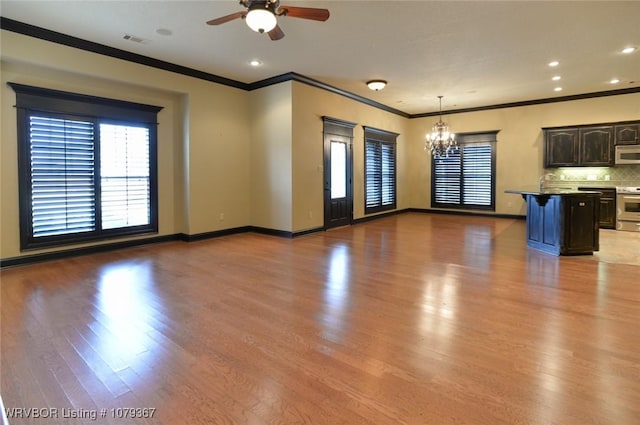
2;1;639;115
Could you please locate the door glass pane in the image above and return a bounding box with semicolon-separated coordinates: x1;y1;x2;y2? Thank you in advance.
331;141;346;199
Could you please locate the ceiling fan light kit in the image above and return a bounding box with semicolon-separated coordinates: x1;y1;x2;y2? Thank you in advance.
367;80;387;91
245;3;277;33
207;0;330;41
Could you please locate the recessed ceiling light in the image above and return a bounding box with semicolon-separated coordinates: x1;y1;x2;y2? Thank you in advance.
554;87;563;92
156;28;172;36
610;78;620;84
552;76;561;81
548;61;560;67
250;59;263;67
621;46;636;54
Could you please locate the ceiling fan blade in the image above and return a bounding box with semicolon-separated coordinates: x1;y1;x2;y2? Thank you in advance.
278;6;330;21
206;11;246;25
268;24;285;41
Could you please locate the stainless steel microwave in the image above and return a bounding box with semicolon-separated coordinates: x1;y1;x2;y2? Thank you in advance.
615;145;640;165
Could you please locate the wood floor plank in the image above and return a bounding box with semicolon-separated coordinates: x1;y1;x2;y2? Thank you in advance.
2;213;639;424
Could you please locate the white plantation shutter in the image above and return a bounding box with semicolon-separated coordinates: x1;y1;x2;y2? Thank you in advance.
364;127;398;214
381;143;396;206
100;124;151;229
462;144;493;206
433;150;461;205
11;82;160;250
29;116;96;237
365;141;382;209
432;132;497;210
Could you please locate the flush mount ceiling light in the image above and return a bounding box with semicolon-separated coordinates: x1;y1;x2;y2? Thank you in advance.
424;96;457;159
621;46;637;54
245;2;277;33
366;80;387;91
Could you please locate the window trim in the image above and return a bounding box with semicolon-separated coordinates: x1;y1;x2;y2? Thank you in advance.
364;126;398;215
10;83;162;250
431;131;498;211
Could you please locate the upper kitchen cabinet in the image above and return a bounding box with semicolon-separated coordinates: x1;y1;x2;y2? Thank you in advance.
544;125;614;167
615;124;640;145
544;128;579;167
580;126;614;166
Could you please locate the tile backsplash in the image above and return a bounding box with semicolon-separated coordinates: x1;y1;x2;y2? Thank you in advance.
543;165;640;188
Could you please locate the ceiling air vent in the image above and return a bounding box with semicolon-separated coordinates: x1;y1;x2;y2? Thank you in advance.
122;34;146;43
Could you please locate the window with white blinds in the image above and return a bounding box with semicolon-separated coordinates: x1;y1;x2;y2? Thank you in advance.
364;127;398;214
100;124;151;230
29;116;97;238
11;83;161;250
433;149;461;205
462;144;493;207
432;132;497;210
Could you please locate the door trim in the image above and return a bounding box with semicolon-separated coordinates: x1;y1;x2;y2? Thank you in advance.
323;117;356;229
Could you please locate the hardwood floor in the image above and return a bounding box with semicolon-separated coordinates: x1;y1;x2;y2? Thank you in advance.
1;213;639;425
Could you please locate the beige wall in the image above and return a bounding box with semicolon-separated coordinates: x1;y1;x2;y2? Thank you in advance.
291;82;409;231
0;31;251;259
2;29;639;260
408;93;640;215
249;83;293;231
247;81;409;233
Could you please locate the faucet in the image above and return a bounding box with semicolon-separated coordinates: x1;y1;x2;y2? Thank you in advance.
539;173;554;191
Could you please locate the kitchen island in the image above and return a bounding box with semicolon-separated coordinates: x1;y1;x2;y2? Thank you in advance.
505;188;601;255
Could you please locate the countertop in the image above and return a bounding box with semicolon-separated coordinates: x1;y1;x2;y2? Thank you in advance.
505;187;603;196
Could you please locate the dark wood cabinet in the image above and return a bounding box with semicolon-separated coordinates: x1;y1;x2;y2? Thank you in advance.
599;196;616;229
615;124;640;145
578;187;616;229
579;126;614;166
564;196;599;252
544;128;579;167
526;195;560;250
544;126;613;167
523;192;600;255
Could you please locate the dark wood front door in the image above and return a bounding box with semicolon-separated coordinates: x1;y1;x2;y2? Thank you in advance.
324;134;353;229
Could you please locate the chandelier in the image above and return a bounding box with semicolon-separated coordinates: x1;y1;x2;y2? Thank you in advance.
425;96;457;158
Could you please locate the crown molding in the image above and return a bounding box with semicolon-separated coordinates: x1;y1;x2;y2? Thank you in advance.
249;72;409;117
409;86;640;119
0;17;249;90
3;17;639;119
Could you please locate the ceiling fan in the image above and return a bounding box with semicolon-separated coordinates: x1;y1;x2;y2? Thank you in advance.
206;0;330;41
